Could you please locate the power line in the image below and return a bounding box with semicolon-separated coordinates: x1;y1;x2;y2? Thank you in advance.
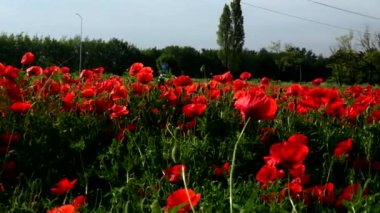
241;1;367;34
308;0;380;21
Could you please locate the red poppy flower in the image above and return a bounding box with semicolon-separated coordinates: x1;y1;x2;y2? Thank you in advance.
182;103;207;118
26;66;43;77
305;183;335;206
212;162;230;177
232;79;248;91
163;164;187;183
80;69;97;80
256;165;285;188
286;84;303;97
136;69;153;84
129;62;144;76
311;78;323;87
61;66;70;74
368;109;380;122
212;71;233;84
287;134;308;145
50;178;77;196
92;67;104;74
81;87;96;98
264;138;309;168
234;88;277;120
185;83;198;95
115;123;137;142
239;71;252;80
280;178;303;199
10;101;32;113
72;195;86;209
110;104;129;119
334;138;352;159
3;65;20;80
0;63;4;75
173;75;193;87
209;89;221;100
288;164;310;185
335;183;368;211
165;188;201;213
140;66;154;74
177;119;197;131
191;95;207;104
260;77;270;85
132;83;149;95
43;66;60;76
46;204;77;213
63;92;75;108
110;85;128;101
21;52;34;65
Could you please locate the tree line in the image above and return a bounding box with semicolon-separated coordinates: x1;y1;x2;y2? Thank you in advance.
0;31;379;84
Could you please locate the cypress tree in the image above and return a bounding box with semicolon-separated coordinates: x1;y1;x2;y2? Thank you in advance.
217;4;233;70
230;0;245;73
217;0;245;73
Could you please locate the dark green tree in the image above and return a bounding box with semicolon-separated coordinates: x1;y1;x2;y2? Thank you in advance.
230;0;245;73
217;4;233;71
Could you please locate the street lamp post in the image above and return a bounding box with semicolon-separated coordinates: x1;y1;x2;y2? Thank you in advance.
75;13;83;74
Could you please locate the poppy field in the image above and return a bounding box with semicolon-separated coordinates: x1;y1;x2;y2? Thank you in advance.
1;52;380;212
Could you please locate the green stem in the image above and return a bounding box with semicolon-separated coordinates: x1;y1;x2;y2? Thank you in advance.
181;167;195;213
229;118;251;213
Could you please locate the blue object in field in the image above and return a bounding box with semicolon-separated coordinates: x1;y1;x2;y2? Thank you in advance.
162;63;169;73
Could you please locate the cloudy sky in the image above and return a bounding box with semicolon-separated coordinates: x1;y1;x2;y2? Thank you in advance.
1;0;379;56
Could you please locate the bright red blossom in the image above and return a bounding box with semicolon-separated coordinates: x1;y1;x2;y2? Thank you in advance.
264;134;309;168
334;138;353;159
280;179;304;200
232;79;248;91
163;164;187;183
304;183;335;206
182;103;207;118
173;75;193;87
21;52;34;65
46;204;77;213
129;62;144;76
3;65;20;79
234;88;277;120
286;84;303;96
136;68;154;84
239;71;252;80
260;77;270;85
81;87;96;98
26;66;43;77
110;104;129;119
335;183;368;211
311;78;323;87
212;71;233;84
72;195;87;209
50;178;77;196
212;162;230;177
0;63;4;75
10;101;32;113
165;188;201;213
61;66;70;74
256;165;285;188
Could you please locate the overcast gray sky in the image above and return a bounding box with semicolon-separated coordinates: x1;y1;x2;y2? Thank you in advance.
1;0;379;56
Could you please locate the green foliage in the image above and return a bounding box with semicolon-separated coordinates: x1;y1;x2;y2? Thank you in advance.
328;31;380;85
